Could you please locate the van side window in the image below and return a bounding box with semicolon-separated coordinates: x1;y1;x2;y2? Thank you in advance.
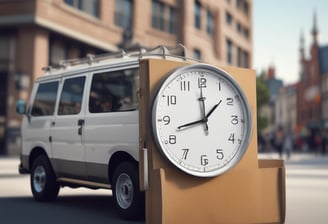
58;76;86;115
89;68;138;113
31;81;59;116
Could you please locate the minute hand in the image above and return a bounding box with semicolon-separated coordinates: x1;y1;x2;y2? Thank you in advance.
177;100;222;131
177;119;204;130
205;100;222;119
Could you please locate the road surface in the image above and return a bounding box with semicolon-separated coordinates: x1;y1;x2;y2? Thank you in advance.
1;153;328;223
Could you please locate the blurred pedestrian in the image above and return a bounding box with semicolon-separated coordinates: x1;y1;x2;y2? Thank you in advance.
314;132;322;154
283;132;293;160
322;130;328;155
275;126;284;159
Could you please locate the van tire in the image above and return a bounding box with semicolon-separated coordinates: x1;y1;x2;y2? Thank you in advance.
112;162;145;220
30;155;60;201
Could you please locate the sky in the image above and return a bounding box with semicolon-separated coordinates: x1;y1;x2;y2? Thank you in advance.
253;0;328;85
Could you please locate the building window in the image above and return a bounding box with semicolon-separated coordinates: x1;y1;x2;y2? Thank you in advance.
243;27;249;39
236;0;242;8
206;10;213;37
0;36;12;117
225;11;233;26
64;0;99;18
50;41;67;66
168;7;176;34
237;47;242;67
152;1;164;31
236;22;249;39
193;49;201;60
243;51;249;67
243;1;249;16
235;0;249;16
237;47;249;68
152;1;176;34
194;1;201;29
114;0;133;29
226;39;233;65
236;22;241;33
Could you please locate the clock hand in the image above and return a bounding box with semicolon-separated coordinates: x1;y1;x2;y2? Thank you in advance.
177;118;204;130
206;100;222;119
199;86;209;133
177;86;211;131
178;99;222;131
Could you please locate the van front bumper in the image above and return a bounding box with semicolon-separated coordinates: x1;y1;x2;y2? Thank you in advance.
18;163;29;174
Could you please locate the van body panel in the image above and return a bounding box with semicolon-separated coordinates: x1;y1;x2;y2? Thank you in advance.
83;110;139;164
50;74;87;178
20;57;141;188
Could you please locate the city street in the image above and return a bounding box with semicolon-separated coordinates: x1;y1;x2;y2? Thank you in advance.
1;154;328;224
260;152;328;224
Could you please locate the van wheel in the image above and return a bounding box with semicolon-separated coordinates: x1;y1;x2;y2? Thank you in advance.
112;162;145;220
30;155;59;201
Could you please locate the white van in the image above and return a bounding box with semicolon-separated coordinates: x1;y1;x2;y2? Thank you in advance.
16;45;187;220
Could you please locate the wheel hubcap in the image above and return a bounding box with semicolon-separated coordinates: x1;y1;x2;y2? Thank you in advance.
33;166;46;193
116;173;133;209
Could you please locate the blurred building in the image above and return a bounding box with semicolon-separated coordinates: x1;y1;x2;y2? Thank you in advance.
0;0;253;155
275;85;297;133
261;65;283;135
297;11;328;135
265;66;283;105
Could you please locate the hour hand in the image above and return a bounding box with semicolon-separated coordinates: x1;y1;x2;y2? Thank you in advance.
206;100;222;119
177;119;203;130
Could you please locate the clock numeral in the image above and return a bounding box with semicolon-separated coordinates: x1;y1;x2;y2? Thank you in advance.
180;81;190;91
166;95;176;106
228;133;235;144
216;149;224;160
168;135;176;144
162;115;170;125
218;82;221;91
182;148;189;160
231;115;238;125
227;97;233;106
200;155;209;166
198;77;207;88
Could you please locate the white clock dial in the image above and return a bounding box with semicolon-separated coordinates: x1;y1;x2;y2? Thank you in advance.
152;64;252;177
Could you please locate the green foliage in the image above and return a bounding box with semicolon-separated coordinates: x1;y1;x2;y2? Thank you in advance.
256;73;270;132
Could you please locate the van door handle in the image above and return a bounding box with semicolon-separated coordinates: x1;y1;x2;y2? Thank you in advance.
78;119;85;135
78;119;85;126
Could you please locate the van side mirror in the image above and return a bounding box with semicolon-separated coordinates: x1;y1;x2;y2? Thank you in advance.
16;100;27;115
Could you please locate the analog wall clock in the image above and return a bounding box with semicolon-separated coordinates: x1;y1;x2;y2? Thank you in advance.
151;64;252;177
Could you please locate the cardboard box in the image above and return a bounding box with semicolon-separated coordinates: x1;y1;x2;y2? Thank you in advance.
139;58;286;224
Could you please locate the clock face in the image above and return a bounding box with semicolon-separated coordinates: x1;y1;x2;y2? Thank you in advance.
151;64;252;177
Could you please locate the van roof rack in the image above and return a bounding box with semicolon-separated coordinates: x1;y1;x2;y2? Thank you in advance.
42;44;190;73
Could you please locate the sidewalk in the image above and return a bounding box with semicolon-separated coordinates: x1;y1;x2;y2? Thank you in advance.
258;152;317;161
258;151;328;165
1;153;327;176
0;156;20;176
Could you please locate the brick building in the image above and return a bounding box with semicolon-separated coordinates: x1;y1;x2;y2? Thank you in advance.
297;12;328;143
0;0;252;154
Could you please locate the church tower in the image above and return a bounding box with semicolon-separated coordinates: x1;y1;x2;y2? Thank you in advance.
312;10;318;44
310;10;320;86
297;10;322;130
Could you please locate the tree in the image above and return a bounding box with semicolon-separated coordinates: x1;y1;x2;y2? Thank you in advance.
256;72;270;132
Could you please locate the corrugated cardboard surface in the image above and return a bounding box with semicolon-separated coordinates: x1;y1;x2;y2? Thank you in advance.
153;160;285;224
138;58;286;224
